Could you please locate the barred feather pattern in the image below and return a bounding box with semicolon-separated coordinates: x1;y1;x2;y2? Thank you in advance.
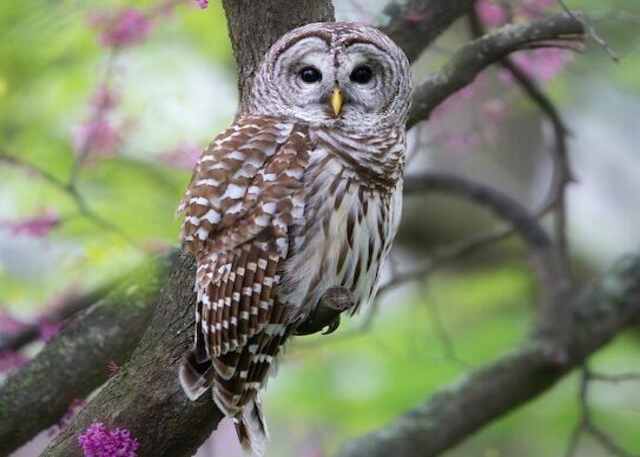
178;116;405;455
178;21;411;457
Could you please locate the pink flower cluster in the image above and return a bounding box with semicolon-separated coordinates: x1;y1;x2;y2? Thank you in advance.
507;48;574;82
474;0;573;83
79;422;139;457
476;0;556;27
159;142;202;170
90;8;153;48
195;0;209;9
1;211;61;238
72;85;122;158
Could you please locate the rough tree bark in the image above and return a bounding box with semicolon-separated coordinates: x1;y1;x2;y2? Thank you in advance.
0;2;610;457
41;253;221;457
0;257;167;455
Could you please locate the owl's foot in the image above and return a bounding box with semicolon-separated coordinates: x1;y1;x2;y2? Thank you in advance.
294;287;354;336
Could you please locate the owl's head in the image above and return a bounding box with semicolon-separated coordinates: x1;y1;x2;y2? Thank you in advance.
248;22;412;130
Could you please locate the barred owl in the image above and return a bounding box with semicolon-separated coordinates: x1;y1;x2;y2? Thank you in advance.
178;22;411;456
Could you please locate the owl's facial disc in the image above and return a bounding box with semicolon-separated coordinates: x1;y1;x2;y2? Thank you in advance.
252;23;412;129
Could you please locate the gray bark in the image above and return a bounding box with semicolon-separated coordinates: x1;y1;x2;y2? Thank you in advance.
0;257;167;456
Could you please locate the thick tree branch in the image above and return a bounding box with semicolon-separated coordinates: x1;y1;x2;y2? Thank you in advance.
222;0;335;111
404;172;573;347
338;253;640;457
408;13;585;127
0;257;166;456
0;284;112;354
40;252;223;457
382;0;474;63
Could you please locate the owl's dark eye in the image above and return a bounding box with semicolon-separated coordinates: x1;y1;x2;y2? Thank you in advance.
350;65;373;84
299;66;322;83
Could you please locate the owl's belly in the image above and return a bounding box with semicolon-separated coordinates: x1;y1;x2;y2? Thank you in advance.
280;169;403;322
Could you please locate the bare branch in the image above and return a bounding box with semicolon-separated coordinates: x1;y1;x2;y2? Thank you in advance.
565;367;640;457
408;12;585;127
404;172;575;349
589;372;640;383
467;7;575;280
382;0;474;63
557;0;620;62
337;253;640;457
0;285;110;354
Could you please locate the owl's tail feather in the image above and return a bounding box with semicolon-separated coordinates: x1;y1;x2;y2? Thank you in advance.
179;349;215;401
234;399;268;457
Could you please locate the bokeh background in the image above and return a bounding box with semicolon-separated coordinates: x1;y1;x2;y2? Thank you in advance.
1;1;639;456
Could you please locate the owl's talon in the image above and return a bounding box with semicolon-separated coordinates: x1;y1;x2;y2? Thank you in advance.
321;316;341;335
294;287;355;336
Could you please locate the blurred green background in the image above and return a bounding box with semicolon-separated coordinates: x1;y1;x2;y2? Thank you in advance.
1;1;639;456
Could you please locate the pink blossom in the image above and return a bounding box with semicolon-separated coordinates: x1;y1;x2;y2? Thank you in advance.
443;133;480;152
476;0;507;27
0;351;27;374
2;211;61;238
520;0;555;18
501;48;573;83
431;76;485;119
106;360;120;377
195;0;209;9
403;8;431;25
72;119;122;156
482;98;508;123
159;142;201;170
39;319;62;343
91;85;120;112
79;422;139;457
92;8;153;48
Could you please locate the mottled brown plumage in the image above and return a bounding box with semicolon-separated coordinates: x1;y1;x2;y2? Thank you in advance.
178;22;411;457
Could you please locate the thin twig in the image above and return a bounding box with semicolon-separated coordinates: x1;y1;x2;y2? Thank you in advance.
1;152;139;248
565;366;640;457
589;372;640;383
467;6;575;280
557;0;620;62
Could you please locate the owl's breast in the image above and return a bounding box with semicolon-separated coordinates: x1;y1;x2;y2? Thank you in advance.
279;130;404;321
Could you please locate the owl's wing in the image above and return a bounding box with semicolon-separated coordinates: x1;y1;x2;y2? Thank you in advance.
179;115;296;253
179;115;309;363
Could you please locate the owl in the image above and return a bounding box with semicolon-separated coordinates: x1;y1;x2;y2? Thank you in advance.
178;22;412;456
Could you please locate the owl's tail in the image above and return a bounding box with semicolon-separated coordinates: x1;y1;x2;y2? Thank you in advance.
178;349;215;401
179;349;269;457
235;399;269;457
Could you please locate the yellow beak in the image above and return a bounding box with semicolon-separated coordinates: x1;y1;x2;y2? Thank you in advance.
330;87;343;117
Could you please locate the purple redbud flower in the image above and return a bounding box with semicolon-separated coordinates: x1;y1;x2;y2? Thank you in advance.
91;8;153;48
2;211;61;238
79;422;140;457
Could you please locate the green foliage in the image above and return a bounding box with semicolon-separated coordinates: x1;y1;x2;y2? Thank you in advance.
1;2;639;456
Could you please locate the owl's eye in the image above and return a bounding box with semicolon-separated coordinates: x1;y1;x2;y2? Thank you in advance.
350;65;373;84
299;66;322;84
